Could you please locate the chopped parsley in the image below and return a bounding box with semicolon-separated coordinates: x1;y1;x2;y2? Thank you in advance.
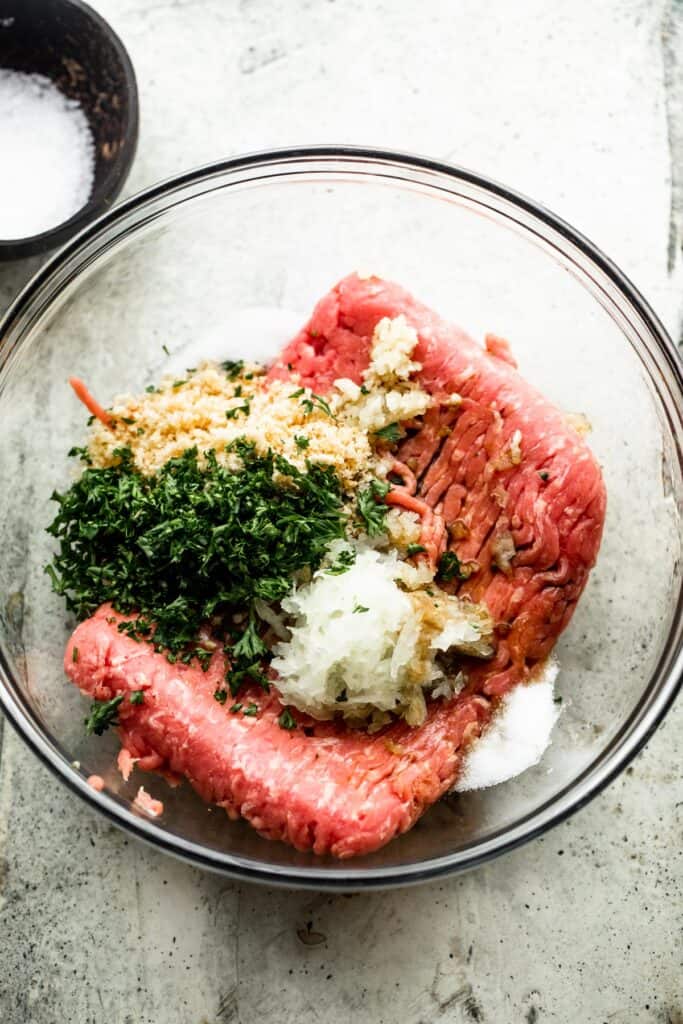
120;416;136;426
325;547;356;575
437;550;464;582
84;694;124;736
225;402;250;419
229;702;243;713
162;343;170;356
278;706;297;730
72;646;79;663
300;392;335;419
352;603;369;614
356;478;390;536
67;445;92;464
406;544;426;558
232;611;268;662
374;422;402;444
294;435;310;450
359;384;369;395
222;359;244;379
129;690;145;705
226;662;269;697
214;688;228;704
172;380;186;389
539;471;550;482
145;385;158;394
243;703;259;717
46;445;347;666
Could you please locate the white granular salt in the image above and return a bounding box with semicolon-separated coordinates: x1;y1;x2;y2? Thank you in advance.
453;660;561;792
0;70;95;238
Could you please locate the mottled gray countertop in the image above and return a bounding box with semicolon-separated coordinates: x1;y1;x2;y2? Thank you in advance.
1;2;682;1021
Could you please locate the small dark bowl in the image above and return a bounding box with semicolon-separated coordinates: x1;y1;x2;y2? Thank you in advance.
0;0;139;260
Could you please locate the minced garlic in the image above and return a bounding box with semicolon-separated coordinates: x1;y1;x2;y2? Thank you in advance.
384;508;422;550
331;315;433;433
366;314;422;382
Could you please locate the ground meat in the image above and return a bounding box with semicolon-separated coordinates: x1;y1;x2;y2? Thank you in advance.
65;274;606;857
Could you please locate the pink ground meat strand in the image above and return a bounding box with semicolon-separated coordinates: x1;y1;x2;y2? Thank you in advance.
67;606;487;858
64;274;606;857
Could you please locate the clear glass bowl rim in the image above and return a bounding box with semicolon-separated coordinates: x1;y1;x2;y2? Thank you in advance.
1;145;682;890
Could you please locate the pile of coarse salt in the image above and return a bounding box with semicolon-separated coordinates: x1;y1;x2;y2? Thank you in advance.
0;70;95;238
453;660;561;791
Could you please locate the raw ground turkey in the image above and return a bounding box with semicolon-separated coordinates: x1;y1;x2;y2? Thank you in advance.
65;274;606;858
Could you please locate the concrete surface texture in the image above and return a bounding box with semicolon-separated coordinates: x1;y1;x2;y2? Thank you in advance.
1;1;682;1021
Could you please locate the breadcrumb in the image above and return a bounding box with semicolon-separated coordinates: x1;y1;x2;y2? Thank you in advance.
88;364;375;490
86;316;432;494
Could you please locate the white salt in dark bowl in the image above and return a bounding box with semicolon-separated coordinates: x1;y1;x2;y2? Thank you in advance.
0;0;138;260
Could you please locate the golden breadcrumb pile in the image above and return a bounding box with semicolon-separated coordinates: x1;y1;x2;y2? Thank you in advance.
87;315;434;494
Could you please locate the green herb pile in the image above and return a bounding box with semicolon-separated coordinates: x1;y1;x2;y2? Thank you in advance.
46;442;349;671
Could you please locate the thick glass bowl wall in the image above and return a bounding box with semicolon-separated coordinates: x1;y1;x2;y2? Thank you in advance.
0;149;681;889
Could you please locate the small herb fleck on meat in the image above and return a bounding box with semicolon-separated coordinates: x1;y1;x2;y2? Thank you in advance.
437;550;464;582
278;707;297;730
84;694;124;736
406;544;426;558
374;422;402;444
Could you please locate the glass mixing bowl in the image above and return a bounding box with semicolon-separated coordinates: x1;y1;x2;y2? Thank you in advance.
1;148;682;890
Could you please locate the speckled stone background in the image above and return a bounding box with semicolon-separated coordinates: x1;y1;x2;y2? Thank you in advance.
1;2;682;1021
